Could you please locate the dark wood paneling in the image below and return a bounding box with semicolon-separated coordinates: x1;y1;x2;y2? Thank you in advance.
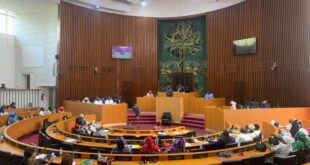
207;0;310;107
58;0;310;107
57;2;157;105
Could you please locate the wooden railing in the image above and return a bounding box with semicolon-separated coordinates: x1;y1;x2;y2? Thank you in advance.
0;89;41;108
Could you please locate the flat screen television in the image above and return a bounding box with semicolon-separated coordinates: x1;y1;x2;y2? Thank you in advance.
233;37;256;55
112;46;133;59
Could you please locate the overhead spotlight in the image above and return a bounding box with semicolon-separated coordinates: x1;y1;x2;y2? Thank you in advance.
95;5;100;9
140;0;147;6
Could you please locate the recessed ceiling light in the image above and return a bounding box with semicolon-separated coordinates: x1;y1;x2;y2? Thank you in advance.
95;5;100;9
141;0;147;6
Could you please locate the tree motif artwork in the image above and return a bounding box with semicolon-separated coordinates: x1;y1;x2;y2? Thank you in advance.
163;21;201;72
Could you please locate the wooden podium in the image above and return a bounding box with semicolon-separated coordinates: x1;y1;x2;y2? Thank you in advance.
136;97;156;112
157;92;198;113
63;100;128;125
156;97;183;123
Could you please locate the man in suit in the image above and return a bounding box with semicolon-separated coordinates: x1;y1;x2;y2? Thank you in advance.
165;84;173;97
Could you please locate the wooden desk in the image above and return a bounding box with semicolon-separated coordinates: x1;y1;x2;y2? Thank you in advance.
156;97;183;123
63;101;128;124
157;92;198;113
0;108;40;126
136;97;156;112
189;97;226;114
303;120;310;128
205;107;310;131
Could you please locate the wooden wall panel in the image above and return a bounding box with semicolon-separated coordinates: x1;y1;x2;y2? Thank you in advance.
206;0;310;107
57;2;157;105
58;0;310;107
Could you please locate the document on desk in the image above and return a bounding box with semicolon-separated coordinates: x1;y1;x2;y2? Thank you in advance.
64;138;76;143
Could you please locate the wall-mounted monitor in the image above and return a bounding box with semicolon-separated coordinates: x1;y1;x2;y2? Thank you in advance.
233;37;256;55
112;46;133;59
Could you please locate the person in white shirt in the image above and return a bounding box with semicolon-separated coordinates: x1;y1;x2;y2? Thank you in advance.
235;128;253;146
145;90;154;97
249;124;261;139
39;107;46;116
82;97;91;104
105;97;115;104
94;96;103;105
269;136;294;157
230;101;237;110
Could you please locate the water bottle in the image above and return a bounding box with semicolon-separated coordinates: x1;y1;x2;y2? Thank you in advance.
59;147;63;156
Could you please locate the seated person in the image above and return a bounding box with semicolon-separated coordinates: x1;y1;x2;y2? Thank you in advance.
7;112;19;125
204;91;214;99
0;105;8;115
235;128;253;146
105;97;115;104
165;84;173;97
132;104;141;119
111;137;132;154
113;95;121;103
165;137;186;153
176;84;185;92
249;124;261;139
267;135;294;157
290;119;302;138
58;106;65;113
19;147;39;165
260;100;270;108
98;155;112;165
39;107;47;116
75;113;87;127
82;97;91;103
60;154;74;165
214;130;235;148
0;83;6;89
292;131;310;151
94;96;103;105
230;100;237;110
145;90;154;97
141;136;161;153
9;102;16;109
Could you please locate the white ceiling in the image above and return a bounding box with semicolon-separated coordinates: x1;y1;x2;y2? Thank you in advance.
0;0;245;17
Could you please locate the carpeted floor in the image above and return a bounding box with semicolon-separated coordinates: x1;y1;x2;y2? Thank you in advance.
18;132;39;145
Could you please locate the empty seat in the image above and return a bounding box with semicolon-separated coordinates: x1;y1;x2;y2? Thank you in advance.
161;112;172;126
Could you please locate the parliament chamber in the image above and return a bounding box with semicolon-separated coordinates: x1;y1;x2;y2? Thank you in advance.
0;0;310;164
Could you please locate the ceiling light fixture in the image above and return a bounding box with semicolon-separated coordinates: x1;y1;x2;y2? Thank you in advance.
95;5;100;9
140;0;147;6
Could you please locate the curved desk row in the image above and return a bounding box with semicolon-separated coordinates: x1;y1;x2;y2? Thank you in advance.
1;113;272;163
205;107;310;131
56;115;195;140
0;108;40;126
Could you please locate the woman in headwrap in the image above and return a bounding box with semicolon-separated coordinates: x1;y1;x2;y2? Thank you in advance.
111;137;132;154
7;112;19;125
292;132;310;151
166;137;186;153
141;136;161;153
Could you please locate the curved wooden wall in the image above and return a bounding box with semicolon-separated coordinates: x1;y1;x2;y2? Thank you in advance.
58;0;310;107
207;0;310;106
58;2;158;105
